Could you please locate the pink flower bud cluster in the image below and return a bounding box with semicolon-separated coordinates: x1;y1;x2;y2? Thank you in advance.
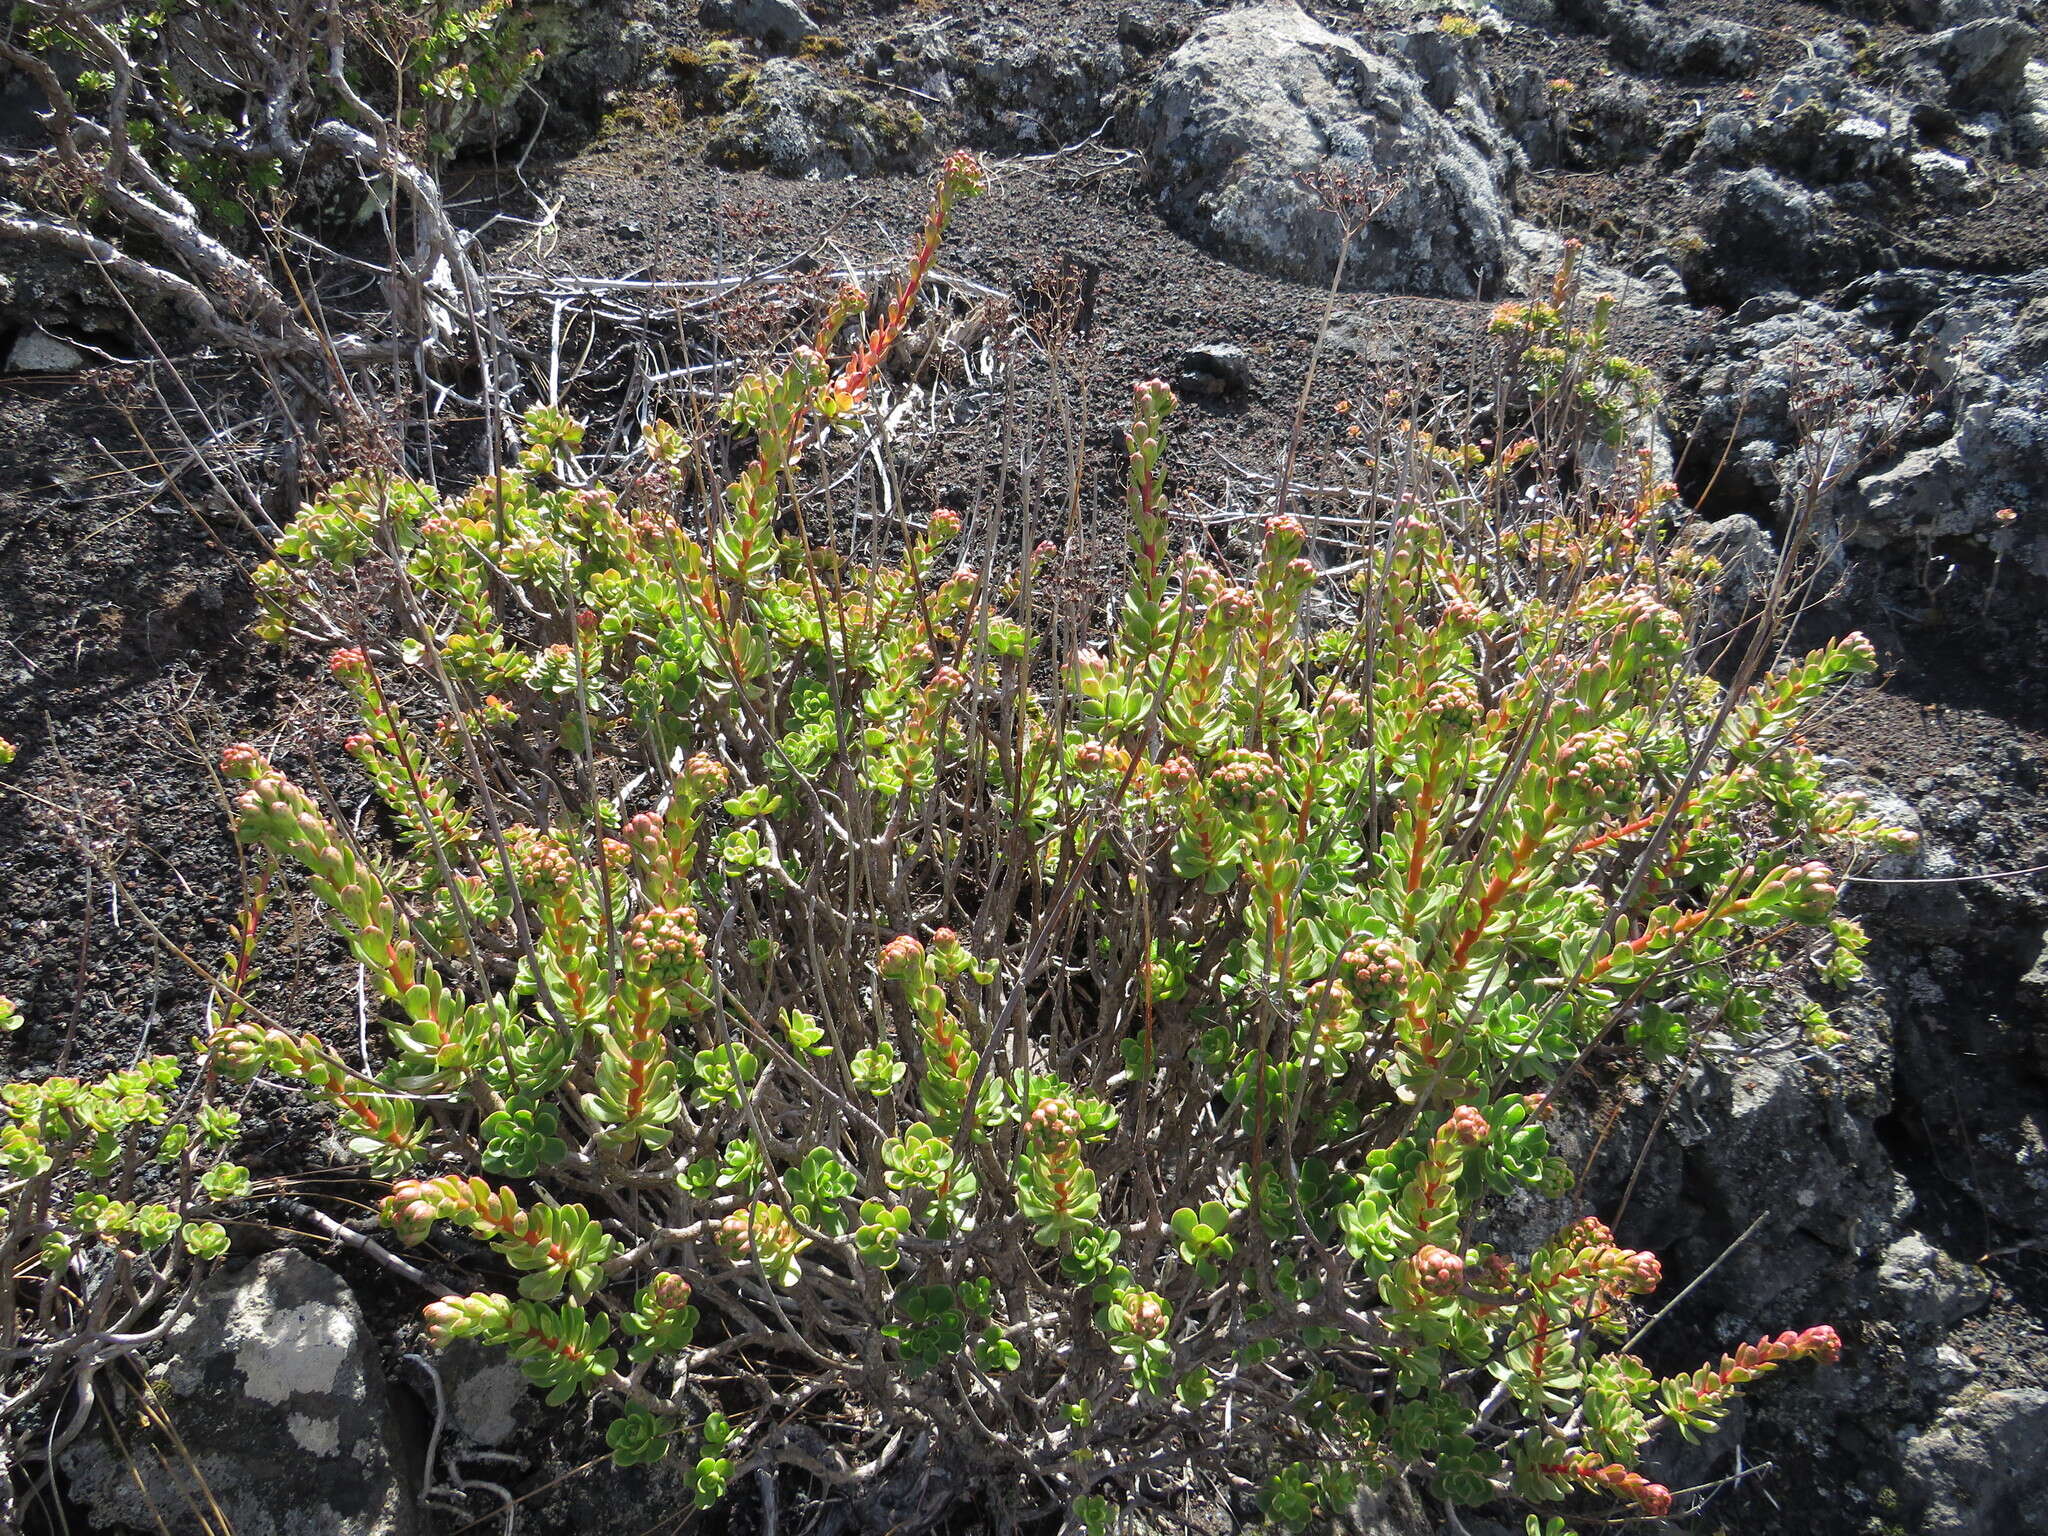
1614;588;1683;655
424;1292;512;1350
1782;860;1839;922
1321;686;1365;734
1751;859;1839;924
1209;748;1284;807
328;647;370;680
1074;740;1131;774
1563;1216;1615;1247
684;752;730;796
1263;514;1307;551
649;1272;693;1310
1558;728;1636;803
626;906;706;976
1302;979;1351;1029
382;1180;439;1246
1725;1325;1844;1375
716;1207;760;1258
1412;1244;1465;1295
1211;585;1258;627
1444;1105;1490;1145
1617;1249;1663;1293
219;744;268;780
938;149;986;202
1027;1096;1083;1146
1114;1288;1169;1339
716;1203;800;1263
1557;1217;1663;1295
624;810;666;854
1131;377;1174;411
878;935;925;978
1340;937;1410;1005
1441;595;1487;630
505;827;576;894
1423;681;1480;729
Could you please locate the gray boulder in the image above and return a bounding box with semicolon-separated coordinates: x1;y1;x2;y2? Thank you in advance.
1129;2;1513;297
1683;512;1778;637
1886;19;2041;111
2015;929;2048;1022
62;1250;420;1536
462;2;651;145
1686;291;1899;523
1574;1001;1898;1340
1561;0;1760;77
701;0;816;47
1855;270;2048;573
4;327;89;373
1681;263;2044;583
1874;1232;1992;1330
1177;342;1255;396
1708;168;1857;296
1897;0;2023;24
1730;51;1918;184
1902;1390;2048;1535
2019;57;2048;155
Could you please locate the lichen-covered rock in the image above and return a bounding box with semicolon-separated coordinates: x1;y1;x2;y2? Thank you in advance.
1885;18;2042;112
1902;1389;2048;1535
855;22;1126;149
61;1250;420;1536
708;60;935;178
1708;168;1858;296
1856;270;2048;575
1682;512;1778;636
1560;0;1761;78
1128;2;1513;297
1685;290;1898;516
1731;49;1919;185
435;1339;533;1449
701;0;817;47
1874;1233;1993;1330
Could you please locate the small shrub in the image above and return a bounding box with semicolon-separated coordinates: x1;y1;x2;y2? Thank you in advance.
206;155;1902;1526
0;1045;255;1444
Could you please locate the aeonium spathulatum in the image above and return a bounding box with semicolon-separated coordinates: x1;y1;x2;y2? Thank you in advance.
215;158;1906;1527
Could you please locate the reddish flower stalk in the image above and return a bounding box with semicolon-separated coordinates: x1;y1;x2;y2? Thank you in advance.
831;152;985;411
1539;1455;1672;1517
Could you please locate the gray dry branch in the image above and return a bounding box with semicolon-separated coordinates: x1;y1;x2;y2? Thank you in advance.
0;0;513;390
